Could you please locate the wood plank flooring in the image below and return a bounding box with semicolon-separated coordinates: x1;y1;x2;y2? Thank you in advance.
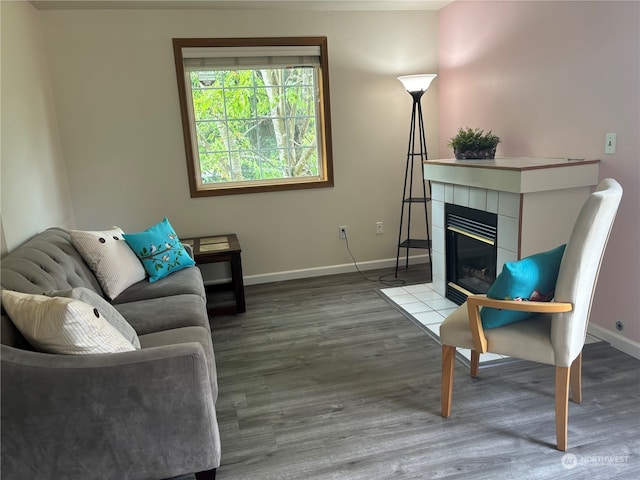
175;267;640;480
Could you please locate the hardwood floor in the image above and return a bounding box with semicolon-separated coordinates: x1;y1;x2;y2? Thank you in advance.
176;267;640;480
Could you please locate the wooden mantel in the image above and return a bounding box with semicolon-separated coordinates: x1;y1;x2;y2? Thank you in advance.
423;157;600;194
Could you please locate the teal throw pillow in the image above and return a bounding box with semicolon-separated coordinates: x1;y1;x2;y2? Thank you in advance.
481;244;566;329
123;218;195;283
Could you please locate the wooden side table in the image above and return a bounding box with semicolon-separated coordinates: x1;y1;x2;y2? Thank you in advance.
181;234;246;315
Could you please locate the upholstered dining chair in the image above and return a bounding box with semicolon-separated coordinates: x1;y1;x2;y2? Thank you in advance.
439;178;623;451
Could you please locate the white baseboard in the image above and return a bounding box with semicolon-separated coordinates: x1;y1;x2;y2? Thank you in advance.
588;323;640;360
243;254;430;286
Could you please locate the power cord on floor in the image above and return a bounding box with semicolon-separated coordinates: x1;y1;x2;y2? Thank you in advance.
342;230;407;288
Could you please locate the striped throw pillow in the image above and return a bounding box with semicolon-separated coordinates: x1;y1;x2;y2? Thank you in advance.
1;290;136;355
71;227;146;300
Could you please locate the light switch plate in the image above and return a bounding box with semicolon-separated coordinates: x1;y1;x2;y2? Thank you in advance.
605;133;617;154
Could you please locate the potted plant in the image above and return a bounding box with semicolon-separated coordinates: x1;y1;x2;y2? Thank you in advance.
448;127;501;160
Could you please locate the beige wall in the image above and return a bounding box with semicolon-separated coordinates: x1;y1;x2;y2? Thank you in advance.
439;1;640;346
0;1;75;253
37;7;439;281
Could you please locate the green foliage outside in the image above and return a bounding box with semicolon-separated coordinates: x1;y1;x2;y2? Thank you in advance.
190;68;319;184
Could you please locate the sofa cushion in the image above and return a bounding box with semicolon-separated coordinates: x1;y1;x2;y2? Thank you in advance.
70;227;146;300
113;294;209;336
1;290;135;355
123;218;195;283
110;265;206;305
139;326;218;402
46;287;140;349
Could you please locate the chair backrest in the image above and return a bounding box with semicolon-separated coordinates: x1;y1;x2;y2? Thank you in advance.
551;178;623;367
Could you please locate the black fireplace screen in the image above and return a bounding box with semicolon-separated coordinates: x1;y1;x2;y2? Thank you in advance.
446;204;498;305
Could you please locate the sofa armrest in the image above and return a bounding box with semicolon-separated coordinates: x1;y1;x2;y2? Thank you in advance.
1;343;221;480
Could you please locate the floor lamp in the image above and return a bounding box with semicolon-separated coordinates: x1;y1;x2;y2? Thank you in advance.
395;74;436;278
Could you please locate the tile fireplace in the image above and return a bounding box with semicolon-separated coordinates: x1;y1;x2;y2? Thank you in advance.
424;157;600;300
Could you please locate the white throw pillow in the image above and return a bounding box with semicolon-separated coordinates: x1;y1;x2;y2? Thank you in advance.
70;227;146;300
1;290;136;355
45;287;141;349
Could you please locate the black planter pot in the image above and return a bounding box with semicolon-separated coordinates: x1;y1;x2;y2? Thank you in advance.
454;147;497;160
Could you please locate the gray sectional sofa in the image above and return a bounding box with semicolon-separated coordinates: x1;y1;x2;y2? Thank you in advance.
1;227;221;480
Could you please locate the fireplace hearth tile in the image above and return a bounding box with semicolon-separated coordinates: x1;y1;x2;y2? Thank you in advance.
424;297;458;311
403;284;433;294
402;302;434;315
412;290;443;302
413;310;447;326
381;282;603;368
386;293;419;305
379;283;512;367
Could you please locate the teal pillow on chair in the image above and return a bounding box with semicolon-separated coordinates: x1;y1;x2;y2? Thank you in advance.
123;218;195;283
481;244;566;329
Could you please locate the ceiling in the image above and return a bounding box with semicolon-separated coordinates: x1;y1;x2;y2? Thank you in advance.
31;0;454;11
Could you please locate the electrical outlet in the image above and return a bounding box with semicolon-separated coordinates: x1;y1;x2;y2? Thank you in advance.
605;133;617;154
339;226;347;239
376;222;384;235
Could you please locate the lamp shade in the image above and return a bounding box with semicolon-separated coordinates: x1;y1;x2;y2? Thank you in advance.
398;74;437;93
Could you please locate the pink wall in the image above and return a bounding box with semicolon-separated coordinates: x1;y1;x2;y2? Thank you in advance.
438;1;640;345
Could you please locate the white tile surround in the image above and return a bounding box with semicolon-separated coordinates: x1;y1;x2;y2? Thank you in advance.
380;283;510;364
425;157;600;299
430;182;519;297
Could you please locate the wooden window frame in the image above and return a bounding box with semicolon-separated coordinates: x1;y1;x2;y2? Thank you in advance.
172;36;334;197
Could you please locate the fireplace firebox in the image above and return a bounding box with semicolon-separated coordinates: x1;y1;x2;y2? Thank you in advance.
446;204;498;305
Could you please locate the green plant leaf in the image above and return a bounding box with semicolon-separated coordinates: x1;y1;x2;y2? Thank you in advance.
448;127;500;150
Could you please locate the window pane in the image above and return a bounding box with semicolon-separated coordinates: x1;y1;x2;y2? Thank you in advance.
191;67;319;182
199;152;231;184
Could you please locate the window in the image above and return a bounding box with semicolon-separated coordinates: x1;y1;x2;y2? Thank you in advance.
173;37;334;197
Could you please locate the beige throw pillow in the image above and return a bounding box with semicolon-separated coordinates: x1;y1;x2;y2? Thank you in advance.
45;287;141;349
70;227;146;300
1;290;136;355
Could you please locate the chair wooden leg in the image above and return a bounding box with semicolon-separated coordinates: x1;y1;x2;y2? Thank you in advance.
570;353;582;404
195;468;216;480
442;345;456;418
470;350;480;378
555;366;571;451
